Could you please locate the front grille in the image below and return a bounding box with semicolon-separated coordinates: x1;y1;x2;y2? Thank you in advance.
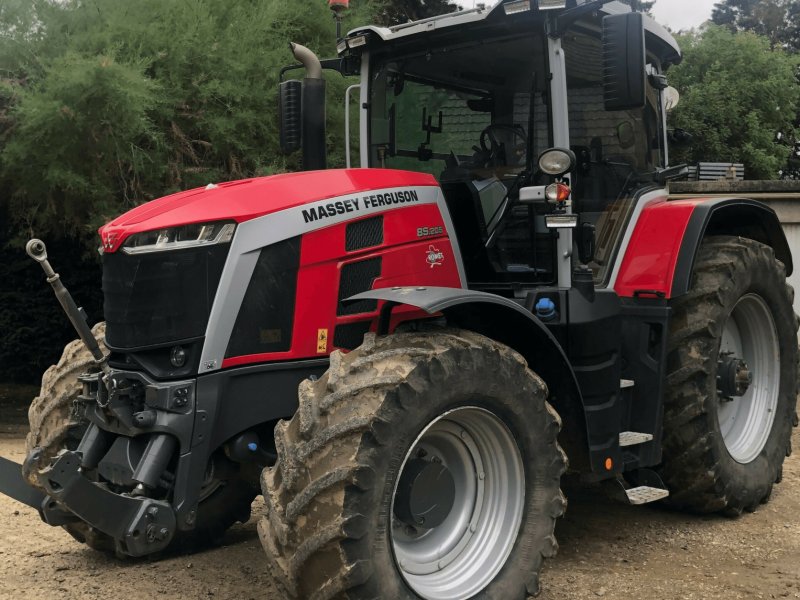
103;245;229;349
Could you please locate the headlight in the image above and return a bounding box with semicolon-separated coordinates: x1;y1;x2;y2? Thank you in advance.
538;148;576;177
122;221;236;255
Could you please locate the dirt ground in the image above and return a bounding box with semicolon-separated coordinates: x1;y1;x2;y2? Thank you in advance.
0;413;798;599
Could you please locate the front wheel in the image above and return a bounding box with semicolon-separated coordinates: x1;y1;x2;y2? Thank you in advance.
260;329;567;600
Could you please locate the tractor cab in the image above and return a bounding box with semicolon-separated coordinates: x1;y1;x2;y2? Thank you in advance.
317;0;682;293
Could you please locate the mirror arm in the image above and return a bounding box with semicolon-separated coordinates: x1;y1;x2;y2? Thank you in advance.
551;0;615;37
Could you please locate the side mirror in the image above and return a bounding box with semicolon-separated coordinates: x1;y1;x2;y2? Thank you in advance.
279;80;302;154
602;13;646;111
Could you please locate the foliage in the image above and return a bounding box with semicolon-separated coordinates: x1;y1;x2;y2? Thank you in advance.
667;26;800;179
374;0;459;26
619;1;656;14
712;0;800;51
0;0;377;246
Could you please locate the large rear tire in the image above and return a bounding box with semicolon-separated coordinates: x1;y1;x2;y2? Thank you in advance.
661;236;799;514
260;329;567;600
24;324;257;554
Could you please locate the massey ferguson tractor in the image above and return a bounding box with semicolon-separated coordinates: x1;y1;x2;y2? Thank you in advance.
1;1;798;599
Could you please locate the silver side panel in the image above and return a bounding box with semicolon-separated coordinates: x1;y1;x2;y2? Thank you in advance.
359;53;370;168
605;188;669;290
344;84;361;168
199;185;462;373
548;36;573;288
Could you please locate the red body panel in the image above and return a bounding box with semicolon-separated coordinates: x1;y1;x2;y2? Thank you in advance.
220;205;460;369
98;169;438;253
614;198;707;298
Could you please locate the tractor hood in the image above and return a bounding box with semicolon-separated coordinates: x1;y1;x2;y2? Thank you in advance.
98;168;437;253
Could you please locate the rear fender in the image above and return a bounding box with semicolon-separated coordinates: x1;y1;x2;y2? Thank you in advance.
348;287;591;471
671;198;792;297
614;197;791;299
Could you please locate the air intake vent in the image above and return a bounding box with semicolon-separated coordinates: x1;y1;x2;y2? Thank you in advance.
337;257;382;316
346;216;384;251
333;321;372;350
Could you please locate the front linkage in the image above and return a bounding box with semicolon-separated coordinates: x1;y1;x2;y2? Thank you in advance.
7;240;204;556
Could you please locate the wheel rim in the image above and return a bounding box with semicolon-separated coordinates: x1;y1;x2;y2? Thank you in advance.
717;293;780;464
390;406;525;600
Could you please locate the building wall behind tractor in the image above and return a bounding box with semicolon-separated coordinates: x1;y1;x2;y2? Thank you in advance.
768;198;800;317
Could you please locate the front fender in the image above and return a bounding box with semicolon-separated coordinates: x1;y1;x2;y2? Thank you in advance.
348;286;593;471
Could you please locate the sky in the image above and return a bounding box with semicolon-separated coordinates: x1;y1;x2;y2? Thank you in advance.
651;0;718;32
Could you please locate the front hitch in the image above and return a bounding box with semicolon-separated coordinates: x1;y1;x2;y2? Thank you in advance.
26;238;109;373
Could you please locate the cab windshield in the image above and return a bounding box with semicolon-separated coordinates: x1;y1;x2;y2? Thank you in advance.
368;33;550;179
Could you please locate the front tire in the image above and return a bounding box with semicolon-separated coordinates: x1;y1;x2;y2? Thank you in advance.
260;329;567;600
661;236;799;514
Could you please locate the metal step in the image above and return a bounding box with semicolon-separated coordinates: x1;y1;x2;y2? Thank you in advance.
620;379;635;389
625;486;669;505
619;431;654;447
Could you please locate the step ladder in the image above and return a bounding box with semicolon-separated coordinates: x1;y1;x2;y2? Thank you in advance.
624;486;669;505
619;431;653;447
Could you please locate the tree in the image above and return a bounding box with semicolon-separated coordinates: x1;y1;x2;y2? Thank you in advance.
0;0;378;245
667;26;800;178
375;0;459;26
712;0;800;51
620;0;656;14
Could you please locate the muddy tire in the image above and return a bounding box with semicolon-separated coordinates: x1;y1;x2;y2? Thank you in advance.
25;324;257;554
260;329;567;600
23;323;115;551
661;236;799;514
24;322;107;487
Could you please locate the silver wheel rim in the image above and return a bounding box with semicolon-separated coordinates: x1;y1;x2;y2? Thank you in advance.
717;293;780;464
390;406;525;600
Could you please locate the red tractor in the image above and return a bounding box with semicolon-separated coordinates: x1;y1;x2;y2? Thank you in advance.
3;1;797;599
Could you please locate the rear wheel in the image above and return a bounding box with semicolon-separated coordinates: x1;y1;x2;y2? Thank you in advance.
661;236;799;514
260;329;567;600
25;325;257;554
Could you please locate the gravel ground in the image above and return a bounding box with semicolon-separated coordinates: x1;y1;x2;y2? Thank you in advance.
0;425;798;600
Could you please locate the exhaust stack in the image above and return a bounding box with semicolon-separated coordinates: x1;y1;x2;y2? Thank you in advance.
290;43;327;171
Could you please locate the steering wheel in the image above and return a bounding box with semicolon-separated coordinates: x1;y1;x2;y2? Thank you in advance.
478;124;528;167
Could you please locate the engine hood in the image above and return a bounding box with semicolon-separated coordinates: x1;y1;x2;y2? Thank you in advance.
98;168;437;253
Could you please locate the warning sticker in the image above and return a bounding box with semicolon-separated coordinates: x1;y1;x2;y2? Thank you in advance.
317;328;328;354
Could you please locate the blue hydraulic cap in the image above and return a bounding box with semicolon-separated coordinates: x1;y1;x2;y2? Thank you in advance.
535;297;556;320
247;442;258;452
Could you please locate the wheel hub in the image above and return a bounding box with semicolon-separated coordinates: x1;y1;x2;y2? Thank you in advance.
390;407;525;600
393;457;456;529
717;352;753;401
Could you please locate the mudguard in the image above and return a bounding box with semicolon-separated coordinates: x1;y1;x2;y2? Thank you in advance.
348;286;594;471
615;197;791;299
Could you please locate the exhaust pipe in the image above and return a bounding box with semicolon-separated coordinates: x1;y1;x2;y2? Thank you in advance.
26;238;109;373
290;42;327;171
